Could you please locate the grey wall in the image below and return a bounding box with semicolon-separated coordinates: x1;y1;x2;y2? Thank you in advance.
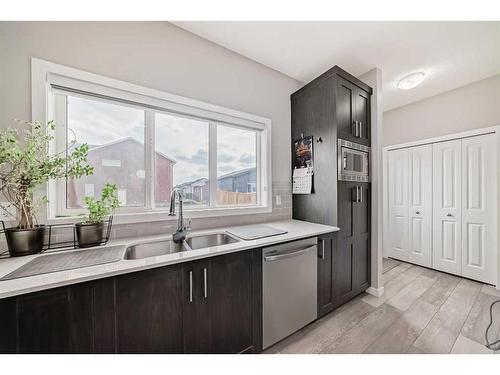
383;73;500;146
0;21;302;236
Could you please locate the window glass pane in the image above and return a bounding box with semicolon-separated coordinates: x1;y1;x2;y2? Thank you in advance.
217;124;257;206
154;113;209;208
66;95;145;208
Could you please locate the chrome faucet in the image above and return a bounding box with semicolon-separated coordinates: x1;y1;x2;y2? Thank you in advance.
169;188;191;243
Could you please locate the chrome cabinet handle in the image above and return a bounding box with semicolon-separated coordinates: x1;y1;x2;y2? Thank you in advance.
319;239;325;259
352;121;357;137
189;270;193;303
359;122;363;138
359;186;363;203
203;267;208;299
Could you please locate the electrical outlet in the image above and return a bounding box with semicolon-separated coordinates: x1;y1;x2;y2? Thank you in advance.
0;202;16;222
275;195;282;206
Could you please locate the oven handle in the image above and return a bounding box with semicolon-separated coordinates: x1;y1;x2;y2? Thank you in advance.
264;245;316;262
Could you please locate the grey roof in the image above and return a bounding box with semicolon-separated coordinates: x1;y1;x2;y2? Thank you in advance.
73;137;177;163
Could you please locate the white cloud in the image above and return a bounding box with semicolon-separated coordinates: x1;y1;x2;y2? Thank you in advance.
67;96;257;186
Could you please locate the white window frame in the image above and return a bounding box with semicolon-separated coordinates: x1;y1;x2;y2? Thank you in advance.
32;58;272;225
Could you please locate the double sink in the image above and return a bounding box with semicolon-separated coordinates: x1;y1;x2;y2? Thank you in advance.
124;232;240;260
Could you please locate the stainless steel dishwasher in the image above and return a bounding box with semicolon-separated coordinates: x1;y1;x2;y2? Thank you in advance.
262;237;318;349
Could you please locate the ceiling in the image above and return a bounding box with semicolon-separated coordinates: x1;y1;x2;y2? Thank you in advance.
173;21;500;111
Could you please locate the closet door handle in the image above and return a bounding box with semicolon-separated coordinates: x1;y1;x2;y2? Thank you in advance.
189;270;193;302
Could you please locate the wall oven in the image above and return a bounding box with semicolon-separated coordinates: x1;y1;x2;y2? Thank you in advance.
338;139;370;182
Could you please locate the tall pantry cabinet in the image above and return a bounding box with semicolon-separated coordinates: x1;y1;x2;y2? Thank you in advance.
385;130;498;285
291;66;373;316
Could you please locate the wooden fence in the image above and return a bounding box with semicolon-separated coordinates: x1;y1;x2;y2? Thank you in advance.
217;190;257;205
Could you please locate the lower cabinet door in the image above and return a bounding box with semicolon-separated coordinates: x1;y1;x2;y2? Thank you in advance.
0;297;17;353
353;235;371;292
336;181;371;307
182;259;211;353
317;233;336;318
17;283;94;353
208;250;254;353
335;237;355;306
115;265;184;353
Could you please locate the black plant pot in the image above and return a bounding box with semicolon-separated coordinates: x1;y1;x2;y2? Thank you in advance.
75;222;105;248
5;225;46;257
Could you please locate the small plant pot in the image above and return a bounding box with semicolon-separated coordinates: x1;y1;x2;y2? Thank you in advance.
75;222;105;248
5;225;46;257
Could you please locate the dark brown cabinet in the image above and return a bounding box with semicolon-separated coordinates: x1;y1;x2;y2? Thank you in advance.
317;232;336;318
292;65;372;313
354;89;371;145
182;259;211;353
115;264;184;353
336;181;371;306
336;76;356;142
292;78;337;226
17;284;94;353
208;250;255;353
336;76;371;146
0;249;261;354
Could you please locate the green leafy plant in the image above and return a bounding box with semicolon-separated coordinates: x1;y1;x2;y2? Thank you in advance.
82;183;120;224
0;120;93;229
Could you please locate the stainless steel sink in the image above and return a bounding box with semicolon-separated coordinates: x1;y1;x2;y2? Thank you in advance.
185;233;239;250
124;240;185;260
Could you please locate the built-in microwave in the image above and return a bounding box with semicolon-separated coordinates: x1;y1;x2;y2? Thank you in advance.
337;139;370;182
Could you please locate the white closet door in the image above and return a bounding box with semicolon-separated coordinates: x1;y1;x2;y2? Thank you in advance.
408;145;433;267
433;139;462;275
461;134;497;284
388;148;409;261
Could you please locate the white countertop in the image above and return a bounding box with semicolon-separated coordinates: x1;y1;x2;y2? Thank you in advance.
0;220;338;299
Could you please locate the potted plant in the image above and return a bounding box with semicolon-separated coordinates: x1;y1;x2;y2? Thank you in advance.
0;120;93;257
76;183;120;248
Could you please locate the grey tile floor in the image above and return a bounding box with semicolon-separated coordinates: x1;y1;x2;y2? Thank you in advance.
264;259;500;354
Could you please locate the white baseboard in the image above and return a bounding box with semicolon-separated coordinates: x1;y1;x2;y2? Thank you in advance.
366;286;385;297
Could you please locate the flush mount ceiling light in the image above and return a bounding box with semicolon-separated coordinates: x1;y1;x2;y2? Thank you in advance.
397;72;426;90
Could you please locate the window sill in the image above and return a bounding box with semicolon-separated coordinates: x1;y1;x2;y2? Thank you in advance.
48;205;273;226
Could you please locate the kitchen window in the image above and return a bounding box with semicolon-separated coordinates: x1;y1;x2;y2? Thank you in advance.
37;59;271;222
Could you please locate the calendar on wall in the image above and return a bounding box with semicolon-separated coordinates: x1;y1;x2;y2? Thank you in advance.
292;135;314;194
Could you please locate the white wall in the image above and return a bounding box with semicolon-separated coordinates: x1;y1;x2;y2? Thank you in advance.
383;73;500;146
0;21;301;233
359;68;384;296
